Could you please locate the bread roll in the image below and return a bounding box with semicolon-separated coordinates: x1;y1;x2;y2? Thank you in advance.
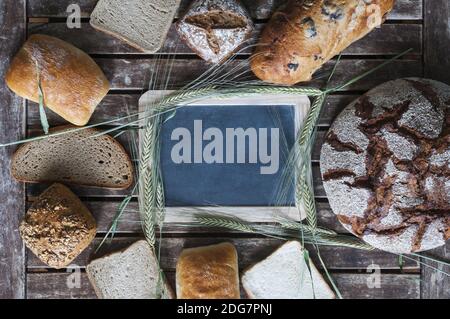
19;183;96;269
5;34;110;126
251;0;395;85
176;242;240;299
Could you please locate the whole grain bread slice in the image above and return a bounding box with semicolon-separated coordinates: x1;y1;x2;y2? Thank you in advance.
11;125;133;189
86;240;174;299
242;241;336;299
90;0;181;53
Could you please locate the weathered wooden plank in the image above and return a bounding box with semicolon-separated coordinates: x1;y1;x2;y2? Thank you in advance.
335;273;420;299
27;236;419;270
0;0;26;299
26;0;423;20
26;127;327;163
424;0;450;83
422;0;450;299
26;272;421;299
24;199;349;234
27;94;140;126
88;58;422;91
25;163;326;198
28;22;422;56
421;242;450;299
27;93;358;127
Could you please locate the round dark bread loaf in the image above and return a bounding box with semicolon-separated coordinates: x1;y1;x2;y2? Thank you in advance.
320;78;449;253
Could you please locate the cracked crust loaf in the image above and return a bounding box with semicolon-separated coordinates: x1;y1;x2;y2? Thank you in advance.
177;0;254;64
5;34;110;126
176;242;240;299
19;183;96;269
251;0;395;85
320;78;450;253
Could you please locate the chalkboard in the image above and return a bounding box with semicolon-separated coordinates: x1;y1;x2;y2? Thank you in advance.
160;105;297;206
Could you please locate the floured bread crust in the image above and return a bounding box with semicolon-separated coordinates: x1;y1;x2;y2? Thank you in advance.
5;34;110;126
320;78;450;253
177;0;254;64
176;242;240;299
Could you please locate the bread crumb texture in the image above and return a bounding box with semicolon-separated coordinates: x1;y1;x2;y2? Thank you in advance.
90;0;181;52
86;240;174;299
242;241;335;299
19;183;96;269
12;126;133;189
320;78;450;253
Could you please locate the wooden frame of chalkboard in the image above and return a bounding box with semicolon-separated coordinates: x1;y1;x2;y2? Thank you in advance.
139;91;311;223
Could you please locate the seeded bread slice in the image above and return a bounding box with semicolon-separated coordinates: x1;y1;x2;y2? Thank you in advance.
11;125;133;189
242;241;335;299
90;0;181;53
86;240;174;299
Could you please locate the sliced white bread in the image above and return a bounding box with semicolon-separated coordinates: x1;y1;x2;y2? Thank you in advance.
11;125;133;189
86;240;174;299
90;0;181;53
242;241;336;299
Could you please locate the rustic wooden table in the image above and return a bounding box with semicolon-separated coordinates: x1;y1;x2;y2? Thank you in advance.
1;0;449;299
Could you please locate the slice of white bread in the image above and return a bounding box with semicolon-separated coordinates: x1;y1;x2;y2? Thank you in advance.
11;125;133;189
90;0;181;53
86;240;174;299
242;241;336;299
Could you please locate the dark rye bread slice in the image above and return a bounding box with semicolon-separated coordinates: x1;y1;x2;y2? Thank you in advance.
320;78;449;254
11;126;133;189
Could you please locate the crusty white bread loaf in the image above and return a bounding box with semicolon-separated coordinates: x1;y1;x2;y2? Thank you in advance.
5;34;110;126
11;125;133;189
20;183;97;269
90;0;181;53
86;240;174;299
176;242;240;299
251;0;395;85
242;241;335;299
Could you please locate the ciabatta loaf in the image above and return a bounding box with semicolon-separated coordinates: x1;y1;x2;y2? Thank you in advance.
176;242;240;299
251;0;395;85
242;241;335;299
11;126;133;189
6;34;110;126
87;240;174;299
20;183;96;269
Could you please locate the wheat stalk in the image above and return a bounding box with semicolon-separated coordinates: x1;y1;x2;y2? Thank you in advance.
194;215;256;233
139;117;159;247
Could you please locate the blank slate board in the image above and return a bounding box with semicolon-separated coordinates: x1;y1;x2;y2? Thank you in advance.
160;105;297;206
